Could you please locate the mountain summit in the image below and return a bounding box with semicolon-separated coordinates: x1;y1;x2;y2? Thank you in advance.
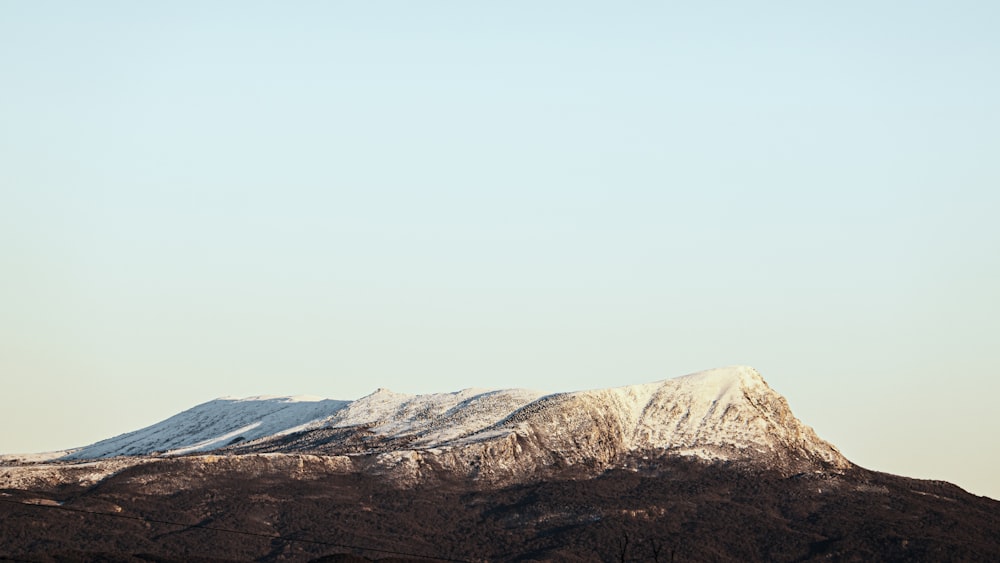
61;366;848;481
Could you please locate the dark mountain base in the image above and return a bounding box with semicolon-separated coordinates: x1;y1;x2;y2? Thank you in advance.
1;456;997;562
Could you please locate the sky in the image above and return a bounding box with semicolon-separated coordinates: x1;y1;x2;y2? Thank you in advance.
1;2;997;499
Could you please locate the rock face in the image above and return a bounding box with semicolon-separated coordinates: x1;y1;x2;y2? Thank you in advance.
51;366;848;483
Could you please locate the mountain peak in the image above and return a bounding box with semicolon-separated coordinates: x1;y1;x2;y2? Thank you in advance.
673;364;767;388
617;366;847;470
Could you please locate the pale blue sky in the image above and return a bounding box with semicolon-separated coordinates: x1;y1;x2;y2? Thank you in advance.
1;2;998;498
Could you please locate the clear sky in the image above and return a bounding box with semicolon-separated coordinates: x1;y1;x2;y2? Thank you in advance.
1;2;997;499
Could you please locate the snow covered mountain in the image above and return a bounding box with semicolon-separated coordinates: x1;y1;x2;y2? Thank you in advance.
7;367;999;562
57;366;849;480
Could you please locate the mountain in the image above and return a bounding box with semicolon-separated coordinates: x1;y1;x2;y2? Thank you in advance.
57;366;847;482
2;366;998;562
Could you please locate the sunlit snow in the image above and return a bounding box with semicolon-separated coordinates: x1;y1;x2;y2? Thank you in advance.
55;366;845;470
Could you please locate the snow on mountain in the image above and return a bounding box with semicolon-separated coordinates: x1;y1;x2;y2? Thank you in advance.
317;386;547;447
63;396;350;460
56;366;849;477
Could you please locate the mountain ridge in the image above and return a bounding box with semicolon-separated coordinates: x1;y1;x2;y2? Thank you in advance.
43;366;850;483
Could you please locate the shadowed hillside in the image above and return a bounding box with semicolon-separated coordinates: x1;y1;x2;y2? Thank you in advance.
2;455;998;562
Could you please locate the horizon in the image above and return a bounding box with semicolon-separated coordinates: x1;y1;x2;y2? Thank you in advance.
2;2;998;501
